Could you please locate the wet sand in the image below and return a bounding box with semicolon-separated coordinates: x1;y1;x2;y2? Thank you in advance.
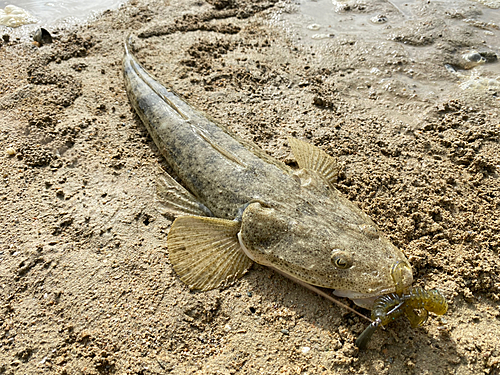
0;0;499;373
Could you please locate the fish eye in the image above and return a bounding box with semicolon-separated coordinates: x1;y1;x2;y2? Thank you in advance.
331;250;353;269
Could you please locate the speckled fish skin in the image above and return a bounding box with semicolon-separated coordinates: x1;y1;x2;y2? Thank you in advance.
123;42;413;308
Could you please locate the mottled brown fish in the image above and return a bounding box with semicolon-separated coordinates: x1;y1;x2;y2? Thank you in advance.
122;39;413;309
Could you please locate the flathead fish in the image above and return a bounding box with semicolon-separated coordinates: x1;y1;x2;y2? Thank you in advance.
122;39;412;309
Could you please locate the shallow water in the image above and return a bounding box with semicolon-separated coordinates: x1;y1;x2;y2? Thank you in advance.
0;0;124;25
272;0;500;100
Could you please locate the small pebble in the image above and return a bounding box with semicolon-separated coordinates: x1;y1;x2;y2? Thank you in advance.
444;64;457;73
5;147;16;157
371;14;388;24
247;291;252;297
301;346;310;354
33;28;52;46
463;52;485;64
281;329;289;335
311;33;335;40
307;24;321;31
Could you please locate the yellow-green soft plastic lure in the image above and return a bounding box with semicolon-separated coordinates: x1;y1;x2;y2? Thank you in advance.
356;263;448;349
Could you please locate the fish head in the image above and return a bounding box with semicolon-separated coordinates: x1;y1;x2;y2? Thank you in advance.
237;170;412;309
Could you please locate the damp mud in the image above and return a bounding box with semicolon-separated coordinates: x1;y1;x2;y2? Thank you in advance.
0;0;125;26
0;0;499;374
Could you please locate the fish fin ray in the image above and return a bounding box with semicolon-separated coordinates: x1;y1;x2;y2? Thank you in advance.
155;166;213;217
167;216;253;291
288;137;340;184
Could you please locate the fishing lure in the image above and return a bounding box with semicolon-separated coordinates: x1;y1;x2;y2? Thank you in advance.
356;263;448;349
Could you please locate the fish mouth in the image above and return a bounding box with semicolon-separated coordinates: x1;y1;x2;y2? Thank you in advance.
332;289;395;310
332;261;414;310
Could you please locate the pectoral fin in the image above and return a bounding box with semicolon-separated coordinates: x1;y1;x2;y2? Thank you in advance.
156;166;213;217
288;137;339;184
167;216;253;291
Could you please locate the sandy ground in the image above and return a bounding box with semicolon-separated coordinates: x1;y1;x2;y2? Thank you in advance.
0;0;499;373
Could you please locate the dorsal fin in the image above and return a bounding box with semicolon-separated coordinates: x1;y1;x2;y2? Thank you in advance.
288;137;340;185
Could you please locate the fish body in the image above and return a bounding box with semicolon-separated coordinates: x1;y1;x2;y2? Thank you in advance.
123;40;412;308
